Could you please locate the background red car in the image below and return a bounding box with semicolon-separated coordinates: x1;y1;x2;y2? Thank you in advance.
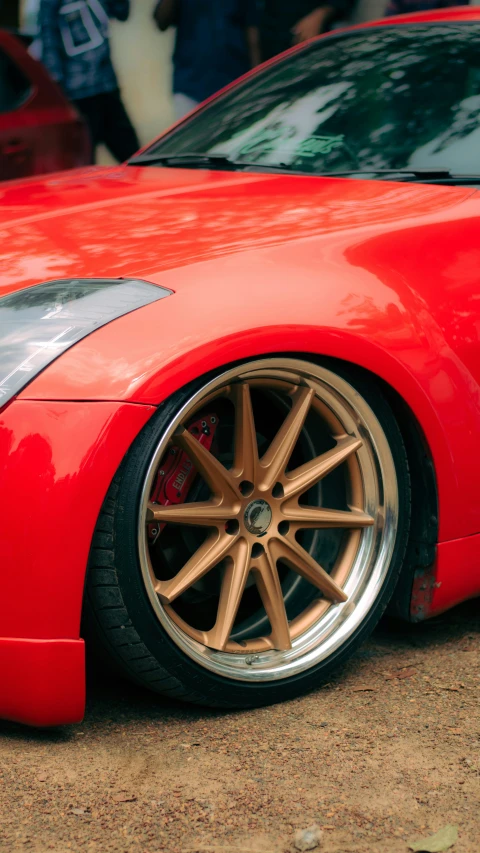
0;29;90;181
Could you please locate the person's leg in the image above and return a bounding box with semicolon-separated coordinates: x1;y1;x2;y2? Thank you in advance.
101;90;140;163
72;95;104;163
173;93;200;121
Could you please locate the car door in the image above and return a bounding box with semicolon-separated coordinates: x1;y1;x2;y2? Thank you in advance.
0;41;34;180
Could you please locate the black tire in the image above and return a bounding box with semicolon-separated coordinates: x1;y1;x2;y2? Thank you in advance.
85;359;410;708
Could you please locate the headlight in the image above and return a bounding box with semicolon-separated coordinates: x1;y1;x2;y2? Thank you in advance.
0;278;171;407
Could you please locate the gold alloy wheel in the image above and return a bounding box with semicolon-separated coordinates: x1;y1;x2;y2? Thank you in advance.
138;359;398;682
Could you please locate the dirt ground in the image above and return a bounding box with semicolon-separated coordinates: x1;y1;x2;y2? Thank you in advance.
0;601;478;853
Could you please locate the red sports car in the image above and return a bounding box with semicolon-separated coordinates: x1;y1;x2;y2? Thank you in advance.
1;8;479;727
0;29;90;180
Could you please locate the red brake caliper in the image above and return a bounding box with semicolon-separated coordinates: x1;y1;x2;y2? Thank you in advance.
148;414;219;543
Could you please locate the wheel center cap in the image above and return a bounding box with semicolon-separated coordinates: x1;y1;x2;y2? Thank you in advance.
244;499;272;536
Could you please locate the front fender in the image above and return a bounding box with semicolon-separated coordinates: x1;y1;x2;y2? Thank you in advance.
19;242;480;546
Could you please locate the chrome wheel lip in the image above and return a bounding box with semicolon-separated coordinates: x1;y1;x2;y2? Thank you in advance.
138;358;398;683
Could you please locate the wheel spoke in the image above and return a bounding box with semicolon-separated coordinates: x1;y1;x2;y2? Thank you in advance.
269;536;348;603
253;547;291;650
259;387;314;490
283;504;374;529
155;530;233;603
232;383;258;482
207;538;251;651
283;435;362;499
173;426;238;501
147;500;238;527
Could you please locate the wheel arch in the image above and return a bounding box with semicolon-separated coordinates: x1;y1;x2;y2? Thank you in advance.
83;352;439;628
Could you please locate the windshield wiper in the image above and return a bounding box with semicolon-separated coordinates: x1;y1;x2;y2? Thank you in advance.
319;168;480;185
314;167;480;185
129;153;245;170
316;167;454;179
127;152;304;173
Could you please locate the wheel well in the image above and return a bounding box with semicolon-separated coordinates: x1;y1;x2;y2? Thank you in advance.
379;377;439;620
309;354;438;620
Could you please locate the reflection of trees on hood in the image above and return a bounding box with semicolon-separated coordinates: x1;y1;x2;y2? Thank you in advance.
159;24;480;174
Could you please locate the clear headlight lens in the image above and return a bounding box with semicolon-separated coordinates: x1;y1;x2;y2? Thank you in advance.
0;278;171;407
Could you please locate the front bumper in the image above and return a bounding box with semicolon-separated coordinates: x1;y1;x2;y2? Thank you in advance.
0;637;85;727
0;398;156;725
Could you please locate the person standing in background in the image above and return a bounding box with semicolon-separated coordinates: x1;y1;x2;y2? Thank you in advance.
259;1;356;61
39;0;139;162
154;0;260;120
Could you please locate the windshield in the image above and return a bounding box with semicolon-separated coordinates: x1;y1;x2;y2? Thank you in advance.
145;23;480;177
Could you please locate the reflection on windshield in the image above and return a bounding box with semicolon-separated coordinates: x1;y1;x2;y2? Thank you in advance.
210;82;354;167
149;24;480;177
409;93;480;173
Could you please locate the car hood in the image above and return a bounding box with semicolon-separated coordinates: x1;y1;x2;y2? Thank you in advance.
0;164;475;297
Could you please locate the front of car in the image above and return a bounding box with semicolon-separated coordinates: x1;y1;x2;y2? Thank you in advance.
1;8;480;726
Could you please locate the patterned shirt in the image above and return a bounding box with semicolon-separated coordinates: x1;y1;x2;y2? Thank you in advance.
39;0;129;100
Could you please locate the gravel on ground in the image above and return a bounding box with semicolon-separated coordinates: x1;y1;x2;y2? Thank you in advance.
0;600;478;853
